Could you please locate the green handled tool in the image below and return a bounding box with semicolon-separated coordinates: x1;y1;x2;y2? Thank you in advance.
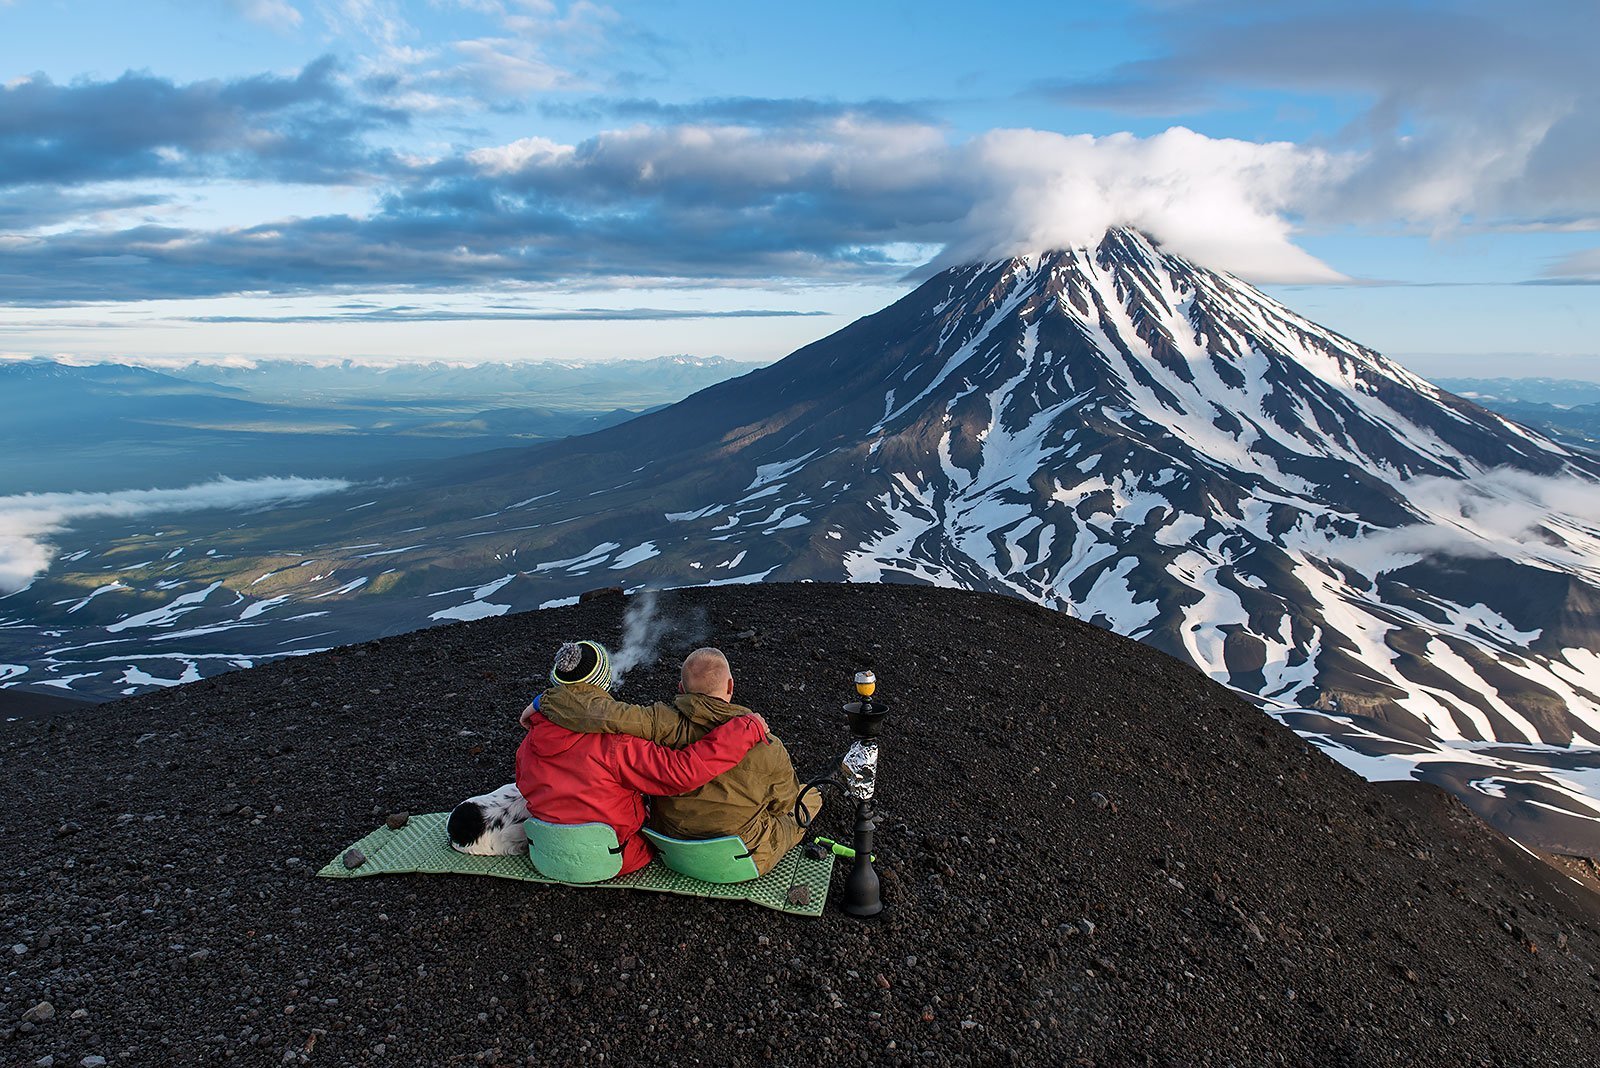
811;836;875;861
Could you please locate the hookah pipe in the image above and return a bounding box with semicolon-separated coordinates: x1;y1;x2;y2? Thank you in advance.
786;669;887;917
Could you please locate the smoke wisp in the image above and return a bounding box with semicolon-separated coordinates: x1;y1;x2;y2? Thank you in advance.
609;589;708;691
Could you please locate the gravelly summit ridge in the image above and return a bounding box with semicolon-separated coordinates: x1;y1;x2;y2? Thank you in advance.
3;584;1600;1066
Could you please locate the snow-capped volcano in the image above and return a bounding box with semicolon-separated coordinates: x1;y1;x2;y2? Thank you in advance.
9;230;1600;760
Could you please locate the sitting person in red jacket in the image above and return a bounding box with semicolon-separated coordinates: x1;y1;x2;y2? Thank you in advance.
516;640;768;875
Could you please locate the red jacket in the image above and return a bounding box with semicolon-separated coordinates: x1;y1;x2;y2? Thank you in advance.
516;709;766;874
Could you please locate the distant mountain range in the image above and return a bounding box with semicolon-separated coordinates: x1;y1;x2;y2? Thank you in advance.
172;355;766;408
1436;377;1600;407
5;232;1599;819
0;355;760;494
1434;377;1600;454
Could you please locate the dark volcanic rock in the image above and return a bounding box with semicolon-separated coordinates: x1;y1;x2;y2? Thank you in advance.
2;584;1598;1067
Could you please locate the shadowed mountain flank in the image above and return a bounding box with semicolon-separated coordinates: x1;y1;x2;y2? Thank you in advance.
3;585;1598;1066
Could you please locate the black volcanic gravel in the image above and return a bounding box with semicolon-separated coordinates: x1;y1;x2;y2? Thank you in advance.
3;583;1599;1067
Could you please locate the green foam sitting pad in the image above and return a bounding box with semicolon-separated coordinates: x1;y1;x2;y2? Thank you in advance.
317;812;834;918
639;827;760;884
524;816;624;883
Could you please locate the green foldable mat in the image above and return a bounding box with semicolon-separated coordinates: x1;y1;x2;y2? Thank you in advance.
317;811;834;918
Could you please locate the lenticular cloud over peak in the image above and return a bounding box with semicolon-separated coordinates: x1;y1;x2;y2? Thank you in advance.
938;127;1349;283
0;476;352;594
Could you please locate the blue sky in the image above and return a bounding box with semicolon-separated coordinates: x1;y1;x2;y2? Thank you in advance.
1;0;1597;379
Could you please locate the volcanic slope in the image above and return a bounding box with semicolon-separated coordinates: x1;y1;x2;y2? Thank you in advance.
10;229;1600;758
4;585;1600;1067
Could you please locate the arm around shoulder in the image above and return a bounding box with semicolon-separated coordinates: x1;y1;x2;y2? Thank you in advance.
610;717;764;797
538;684;693;746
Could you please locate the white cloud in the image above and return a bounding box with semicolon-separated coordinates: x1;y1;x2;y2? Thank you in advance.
942;127;1349;283
1047;2;1600;242
325;0;410;46
1330;469;1600;576
466;135;575;175
0;476;352;594
231;0;303;30
1546;248;1600;281
344;0;614;113
448;37;577;95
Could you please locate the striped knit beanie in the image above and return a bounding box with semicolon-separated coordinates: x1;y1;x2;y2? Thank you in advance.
550;640;614;691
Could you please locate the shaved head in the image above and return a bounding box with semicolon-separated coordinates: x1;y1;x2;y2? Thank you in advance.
681;647;733;698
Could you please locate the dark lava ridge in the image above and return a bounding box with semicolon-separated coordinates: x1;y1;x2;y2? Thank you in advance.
3;583;1599;1066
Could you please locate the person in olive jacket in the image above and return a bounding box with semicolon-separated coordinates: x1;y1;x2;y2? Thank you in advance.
523;646;819;875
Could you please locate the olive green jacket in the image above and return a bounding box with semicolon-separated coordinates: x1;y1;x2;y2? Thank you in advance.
538;684;805;875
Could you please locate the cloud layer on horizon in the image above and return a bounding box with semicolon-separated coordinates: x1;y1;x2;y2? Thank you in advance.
0;476;353;594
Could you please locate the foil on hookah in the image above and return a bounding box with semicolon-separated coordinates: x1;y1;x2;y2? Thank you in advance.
842;739;879;801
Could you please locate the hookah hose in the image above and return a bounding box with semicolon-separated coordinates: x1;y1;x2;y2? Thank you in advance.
781;765;854;899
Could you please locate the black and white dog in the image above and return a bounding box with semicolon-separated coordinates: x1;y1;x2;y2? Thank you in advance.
446;783;531;856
